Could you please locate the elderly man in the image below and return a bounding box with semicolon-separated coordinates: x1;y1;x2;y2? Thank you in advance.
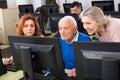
58;16;91;77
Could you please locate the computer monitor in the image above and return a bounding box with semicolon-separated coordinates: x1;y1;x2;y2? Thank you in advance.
19;13;45;35
104;11;120;18
63;3;82;13
42;5;59;13
48;13;79;33
63;3;71;13
0;49;7;76
18;4;34;13
91;1;115;12
73;42;120;80
8;36;66;80
50;5;59;13
0;0;7;8
118;3;120;11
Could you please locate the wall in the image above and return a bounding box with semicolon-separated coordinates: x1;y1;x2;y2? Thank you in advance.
114;0;120;11
30;0;46;11
6;0;46;11
6;0;120;12
15;0;30;6
7;0;16;8
56;0;65;13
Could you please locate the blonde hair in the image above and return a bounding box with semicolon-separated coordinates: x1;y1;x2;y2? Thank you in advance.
82;6;110;35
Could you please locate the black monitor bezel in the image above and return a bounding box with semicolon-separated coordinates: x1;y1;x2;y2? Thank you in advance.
8;35;66;79
63;3;72;13
91;1;115;11
73;42;120;80
18;4;34;13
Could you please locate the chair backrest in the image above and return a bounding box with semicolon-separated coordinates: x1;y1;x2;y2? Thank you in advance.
42;5;59;13
48;13;78;33
48;13;88;34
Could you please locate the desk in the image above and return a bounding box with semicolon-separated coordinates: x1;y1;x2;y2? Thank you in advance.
0;70;23;80
0;70;73;80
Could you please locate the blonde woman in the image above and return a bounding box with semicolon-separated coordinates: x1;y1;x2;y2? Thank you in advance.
81;6;120;42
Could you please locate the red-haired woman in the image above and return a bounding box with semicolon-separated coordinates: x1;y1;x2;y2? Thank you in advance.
3;14;43;65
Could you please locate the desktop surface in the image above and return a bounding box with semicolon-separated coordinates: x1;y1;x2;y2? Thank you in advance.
0;70;76;80
0;70;23;80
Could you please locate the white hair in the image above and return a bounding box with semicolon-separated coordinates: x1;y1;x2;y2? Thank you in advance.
58;16;77;27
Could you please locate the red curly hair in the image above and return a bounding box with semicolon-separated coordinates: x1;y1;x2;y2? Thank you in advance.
17;14;42;36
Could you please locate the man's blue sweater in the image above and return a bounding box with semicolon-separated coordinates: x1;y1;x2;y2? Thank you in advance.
59;32;91;69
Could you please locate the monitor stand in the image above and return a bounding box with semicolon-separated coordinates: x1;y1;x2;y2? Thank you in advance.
19;46;58;80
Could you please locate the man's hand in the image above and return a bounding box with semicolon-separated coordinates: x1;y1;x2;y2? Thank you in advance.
2;58;13;65
67;68;76;77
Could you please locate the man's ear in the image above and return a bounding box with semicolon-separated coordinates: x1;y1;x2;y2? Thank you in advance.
76;26;78;30
74;26;78;32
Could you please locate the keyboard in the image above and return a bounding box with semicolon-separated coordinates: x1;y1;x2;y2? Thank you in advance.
6;64;17;72
19;72;76;80
19;73;57;80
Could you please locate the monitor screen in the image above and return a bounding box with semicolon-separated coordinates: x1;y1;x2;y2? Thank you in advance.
91;1;114;11
42;5;59;13
63;3;71;13
19;13;45;35
104;11;120;18
8;36;66;80
73;42;120;80
48;13;79;33
0;0;7;8
0;49;7;76
18;4;34;13
63;3;82;13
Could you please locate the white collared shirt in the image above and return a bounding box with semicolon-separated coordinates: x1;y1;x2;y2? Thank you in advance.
66;31;79;44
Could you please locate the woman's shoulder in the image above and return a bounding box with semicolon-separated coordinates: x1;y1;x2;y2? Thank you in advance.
110;18;120;23
106;18;120;33
108;18;120;27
